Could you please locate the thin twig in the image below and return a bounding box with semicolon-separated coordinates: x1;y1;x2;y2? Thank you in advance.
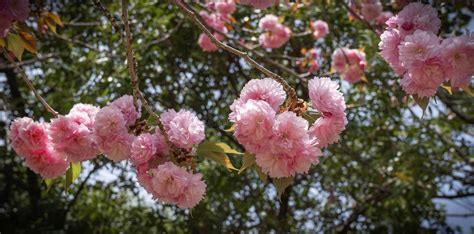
340;0;380;36
2;48;58;116
173;0;298;107
121;0;140;111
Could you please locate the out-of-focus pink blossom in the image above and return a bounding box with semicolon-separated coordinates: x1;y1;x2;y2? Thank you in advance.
401;57;447;97
331;48;366;83
379;29;405;75
198;33;219;52
160;109;205;150
149;162;206;209
311;20;329;40
361;0;383;21
259;15;279;31
214;0;236;16
398;30;440;68
376;11;394;25
239;0;278;9
258;15;291;49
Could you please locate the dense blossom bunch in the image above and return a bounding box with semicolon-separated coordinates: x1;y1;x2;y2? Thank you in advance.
238;0;278;9
0;0;29;37
10;95;207;209
229;78;347;178
197;1;235;52
311;20;329;40
331;48;367;84
258;14;291;49
378;2;474;97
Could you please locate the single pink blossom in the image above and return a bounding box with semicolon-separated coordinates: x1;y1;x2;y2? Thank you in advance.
93;106;127;137
239;0;278;9
131;133;157;165
440;34;474;89
233;100;275;154
398;30;440;68
400;57;447;97
239;78;286;111
24;146;69;179
50;116;98;162
308;77;346;115
9;117;35;157
149;162;206;209
198;33;220;52
361;1;383;21
378;29;405;75
308;113;348;148
259;25;291;49
214;0;236;15
387;2;440;37
95;132;135;162
110;95;141;127
160;109;205;150
331;48;349;73
311;20;329;40
259;14;279;31
67;103;99;129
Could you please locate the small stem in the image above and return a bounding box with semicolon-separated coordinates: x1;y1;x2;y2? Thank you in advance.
2;49;59;117
172;0;298;106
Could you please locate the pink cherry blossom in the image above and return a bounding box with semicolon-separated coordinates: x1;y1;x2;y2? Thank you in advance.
149;162;206;209
387;2;440;38
160;109;205;150
440;34;474;89
198;33;220;52
331;48;366;83
9;117;35;157
259;24;291;49
93;106;127;137
331;48;349;73
378;29;405;75
17;120;49;152
259;14;279;31
239;78;286;111
308;113;348;148
239;0;278;9
110;95;141;127
311;20;329;40
308;77;346;115
361;1;383;21
398;30;440;68
50;116;98;162
376;11;394;25
400;57;447;97
24;146;69;179
131;133;157;165
214;0;236;15
67;103;100;129
232;100;275;154
95;132;135;162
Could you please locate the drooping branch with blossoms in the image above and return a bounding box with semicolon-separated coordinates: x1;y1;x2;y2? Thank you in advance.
2;0;473;214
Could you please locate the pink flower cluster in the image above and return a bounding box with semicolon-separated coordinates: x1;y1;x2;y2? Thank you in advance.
10;95;208;208
93;95;140;162
229;78;347;178
258;14;291;49
331;48;367;84
198;1;235;52
10;103;101;179
0;0;29;37
311;20;329;40
379;2;474;97
239;0;278;9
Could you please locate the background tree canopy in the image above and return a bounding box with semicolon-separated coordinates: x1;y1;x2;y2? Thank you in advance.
0;0;473;233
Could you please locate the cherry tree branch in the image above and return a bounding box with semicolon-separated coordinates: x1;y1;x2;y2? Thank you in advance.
2;49;59;116
340;0;380;36
172;0;298;106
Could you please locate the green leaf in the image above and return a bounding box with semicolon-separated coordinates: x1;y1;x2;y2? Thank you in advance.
302;111;321;125
200;151;238;171
7;34;25;61
255;165;267;183
238;153;255;175
197;141;243;155
273;176;294;200
43;178;55;193
64;162;81;190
